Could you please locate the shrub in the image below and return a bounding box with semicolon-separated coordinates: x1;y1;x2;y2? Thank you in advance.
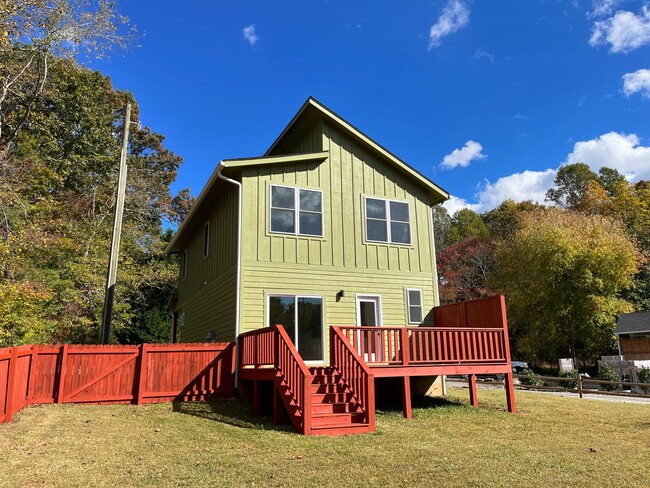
637;367;650;393
518;368;543;386
598;363;621;391
559;369;578;389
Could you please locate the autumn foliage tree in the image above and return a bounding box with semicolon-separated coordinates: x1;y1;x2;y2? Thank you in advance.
0;4;191;346
496;208;640;363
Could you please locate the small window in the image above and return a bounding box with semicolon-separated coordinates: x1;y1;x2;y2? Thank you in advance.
181;251;187;280
270;185;323;237
365;197;411;245
407;289;423;324
203;222;210;258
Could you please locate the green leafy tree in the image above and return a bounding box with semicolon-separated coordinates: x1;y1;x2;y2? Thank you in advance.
0;56;188;346
482;199;546;241
545;163;599;209
431;204;451;250
447;208;489;244
496;208;640;363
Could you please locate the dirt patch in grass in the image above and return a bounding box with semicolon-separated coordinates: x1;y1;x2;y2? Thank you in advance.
1;388;648;487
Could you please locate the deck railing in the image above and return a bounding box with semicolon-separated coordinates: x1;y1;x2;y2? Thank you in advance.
337;326;508;366
330;327;375;428
239;325;313;434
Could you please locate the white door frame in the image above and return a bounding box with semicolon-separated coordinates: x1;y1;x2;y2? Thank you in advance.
355;294;382;361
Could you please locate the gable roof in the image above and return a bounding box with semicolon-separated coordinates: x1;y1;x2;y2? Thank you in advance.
266;97;449;205
616;311;650;335
166;98;449;254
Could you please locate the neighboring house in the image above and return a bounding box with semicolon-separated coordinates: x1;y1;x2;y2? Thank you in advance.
166;98;516;435
616;311;650;360
166;97;448;356
600;311;650;384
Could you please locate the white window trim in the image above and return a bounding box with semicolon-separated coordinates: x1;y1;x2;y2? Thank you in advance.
269;184;324;237
181;250;187;280
266;293;325;363
363;196;412;245
406;288;423;324
203;221;210;258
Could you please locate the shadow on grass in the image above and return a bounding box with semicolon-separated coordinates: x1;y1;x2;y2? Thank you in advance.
172;398;293;433
376;394;465;414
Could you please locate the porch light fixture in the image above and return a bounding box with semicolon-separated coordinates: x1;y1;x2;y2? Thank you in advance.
337;290;345;300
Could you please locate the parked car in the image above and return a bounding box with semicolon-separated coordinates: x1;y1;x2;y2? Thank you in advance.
511;361;529;373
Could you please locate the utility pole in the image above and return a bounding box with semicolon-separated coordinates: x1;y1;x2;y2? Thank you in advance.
101;103;132;344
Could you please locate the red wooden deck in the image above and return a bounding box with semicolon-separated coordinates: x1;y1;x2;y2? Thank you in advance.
239;295;517;435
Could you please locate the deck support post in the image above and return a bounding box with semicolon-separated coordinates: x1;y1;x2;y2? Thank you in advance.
504;373;516;413
468;374;478;407
402;376;412;419
272;384;283;424
253;380;262;416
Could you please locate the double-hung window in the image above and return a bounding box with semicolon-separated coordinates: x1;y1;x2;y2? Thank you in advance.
365;197;411;245
270;185;323;237
406;289;423;324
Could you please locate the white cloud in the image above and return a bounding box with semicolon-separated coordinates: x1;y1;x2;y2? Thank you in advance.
428;0;470;49
443;170;556;214
588;0;621;18
565;132;650;180
471;49;495;64
442;131;650;214
589;5;650;53
440;140;486;169
622;68;650;98
243;24;260;46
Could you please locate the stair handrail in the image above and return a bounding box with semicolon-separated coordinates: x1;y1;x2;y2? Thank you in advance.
330;326;375;429
273;325;313;434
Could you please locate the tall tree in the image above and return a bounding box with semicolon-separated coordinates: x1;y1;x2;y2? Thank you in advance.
0;58;187;346
545;163;599;209
431;204;451;251
447;208;489;244
496;208;640;363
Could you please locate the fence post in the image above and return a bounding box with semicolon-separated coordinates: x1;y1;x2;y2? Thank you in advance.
5;348;18;422
578;374;583;399
26;346;36;405
56;344;69;404
136;344;147;405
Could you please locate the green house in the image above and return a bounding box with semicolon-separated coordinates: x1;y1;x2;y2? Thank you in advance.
166;97;449;363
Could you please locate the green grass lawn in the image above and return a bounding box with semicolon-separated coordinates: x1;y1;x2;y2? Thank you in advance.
1;387;648;488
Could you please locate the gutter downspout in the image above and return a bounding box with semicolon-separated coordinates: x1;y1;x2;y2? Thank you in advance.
431;203;446;396
216;164;242;387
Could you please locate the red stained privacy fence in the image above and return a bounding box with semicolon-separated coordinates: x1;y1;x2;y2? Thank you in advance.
1;342;235;423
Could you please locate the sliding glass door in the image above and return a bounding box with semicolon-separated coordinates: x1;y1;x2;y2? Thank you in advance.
268;295;324;362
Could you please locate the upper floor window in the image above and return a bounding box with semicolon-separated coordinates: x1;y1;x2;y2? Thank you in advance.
365;197;411;245
203;222;210;258
181;250;187;280
270;184;323;237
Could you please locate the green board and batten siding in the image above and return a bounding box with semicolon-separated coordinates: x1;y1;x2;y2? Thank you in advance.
175;183;239;342
239;119;440;362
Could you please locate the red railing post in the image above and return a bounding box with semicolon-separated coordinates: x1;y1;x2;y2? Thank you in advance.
401;328;410;365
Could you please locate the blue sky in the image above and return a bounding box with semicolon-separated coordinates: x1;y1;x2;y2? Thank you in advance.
94;0;650;215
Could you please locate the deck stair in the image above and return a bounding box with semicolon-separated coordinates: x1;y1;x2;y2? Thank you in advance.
307;366;372;435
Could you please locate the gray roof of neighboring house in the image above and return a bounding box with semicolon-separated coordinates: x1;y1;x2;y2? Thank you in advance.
615;311;650;335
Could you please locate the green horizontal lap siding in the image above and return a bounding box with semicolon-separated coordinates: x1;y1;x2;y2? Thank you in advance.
177;183;239;342
178;268;238;342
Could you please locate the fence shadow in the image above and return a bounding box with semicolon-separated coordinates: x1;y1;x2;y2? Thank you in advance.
376;394;464;414
171;398;293;433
